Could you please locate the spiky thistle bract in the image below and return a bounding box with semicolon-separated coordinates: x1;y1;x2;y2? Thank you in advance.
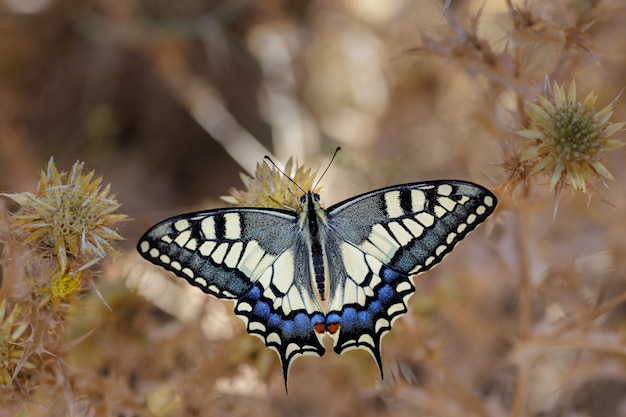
517;81;625;197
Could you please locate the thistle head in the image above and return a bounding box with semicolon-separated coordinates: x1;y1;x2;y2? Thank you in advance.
223;157;319;210
4;158;127;273
0;299;34;387
517;80;625;197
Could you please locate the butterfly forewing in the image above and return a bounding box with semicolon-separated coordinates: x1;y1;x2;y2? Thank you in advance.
327;181;496;274
137;179;497;389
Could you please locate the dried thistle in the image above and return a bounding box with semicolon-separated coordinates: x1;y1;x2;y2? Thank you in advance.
498;148;535;197
222;157;319;209
4;158;127;273
518;81;625;197
38;271;83;310
0;299;34;387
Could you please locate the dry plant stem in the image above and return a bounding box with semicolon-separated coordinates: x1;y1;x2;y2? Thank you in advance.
510;361;530;417
509;202;533;417
551;288;626;339
421;340;488;417
517;205;532;339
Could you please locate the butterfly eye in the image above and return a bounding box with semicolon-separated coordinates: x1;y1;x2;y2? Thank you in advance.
313;193;320;201
299;194;307;204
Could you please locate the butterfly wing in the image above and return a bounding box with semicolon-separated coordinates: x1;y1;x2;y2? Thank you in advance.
324;180;497;373
137;208;326;385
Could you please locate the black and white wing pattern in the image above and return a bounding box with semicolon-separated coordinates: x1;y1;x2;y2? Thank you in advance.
137;208;327;384
137;180;496;389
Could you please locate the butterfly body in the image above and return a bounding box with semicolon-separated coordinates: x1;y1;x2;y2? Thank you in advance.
138;180;496;388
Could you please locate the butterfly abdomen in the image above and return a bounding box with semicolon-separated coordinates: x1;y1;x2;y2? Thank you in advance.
303;192;328;301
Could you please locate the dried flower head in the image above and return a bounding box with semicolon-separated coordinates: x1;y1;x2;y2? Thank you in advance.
498;148;535;196
38;271;83;310
222;157;319;210
0;299;34;386
518;81;625;196
4;158;127;273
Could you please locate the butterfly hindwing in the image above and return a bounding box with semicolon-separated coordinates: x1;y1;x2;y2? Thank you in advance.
324;181;496;370
323;240;414;375
233;240;326;384
137;209;326;383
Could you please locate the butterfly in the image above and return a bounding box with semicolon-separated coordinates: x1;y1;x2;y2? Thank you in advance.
137;173;496;390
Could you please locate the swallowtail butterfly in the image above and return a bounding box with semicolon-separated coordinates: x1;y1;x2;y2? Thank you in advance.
137;168;496;389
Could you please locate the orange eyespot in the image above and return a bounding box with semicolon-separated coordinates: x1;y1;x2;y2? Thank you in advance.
314;323;326;334
326;322;340;334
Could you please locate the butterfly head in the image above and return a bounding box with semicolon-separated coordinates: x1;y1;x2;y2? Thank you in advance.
299;192;321;204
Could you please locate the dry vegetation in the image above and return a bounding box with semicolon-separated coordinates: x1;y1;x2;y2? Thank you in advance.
2;0;626;416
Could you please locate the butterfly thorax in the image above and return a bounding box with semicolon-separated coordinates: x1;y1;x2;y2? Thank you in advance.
298;191;330;303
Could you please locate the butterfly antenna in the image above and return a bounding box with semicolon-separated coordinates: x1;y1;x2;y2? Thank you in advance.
264;155;305;194
313;147;341;190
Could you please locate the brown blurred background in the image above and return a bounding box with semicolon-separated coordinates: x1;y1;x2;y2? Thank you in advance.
3;0;626;416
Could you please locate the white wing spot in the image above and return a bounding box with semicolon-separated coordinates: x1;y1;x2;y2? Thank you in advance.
182;268;194;278
271;251;295;294
358;334;375;346
161;235;173;244
375;317;390;333
185;238;198;251
224;241;243;268
170;261;182;270
457;196;470;205
285;343;302;360
239;241;265;276
266;332;281;344
384;191;404;218
484;196;495;207
174;220;190;231
435;245;447;256
285;286;306;311
410;265;422;274
438;184;453;196
387;303;405;316
388;221;413;246
457;223;467;234
365;256;383;289
211;243;229;263
446;232;457;244
395;281;413;293
223;213;242;239
425;256;435;266
237;301;252;313
416;212;434;227
201;217;216;239
434;205;447;218
149;248;159;258
467;214;477;224
341;244;369;284
139;241;149;253
438;196;457;212
476;205;486;215
410;189;426;212
341;280;360;305
249;321;267;333
159;254;170;264
195;277;207;286
359;240;390;262
368;224;399;258
199;241;217;257
402;218;424;238
174;230;191;247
